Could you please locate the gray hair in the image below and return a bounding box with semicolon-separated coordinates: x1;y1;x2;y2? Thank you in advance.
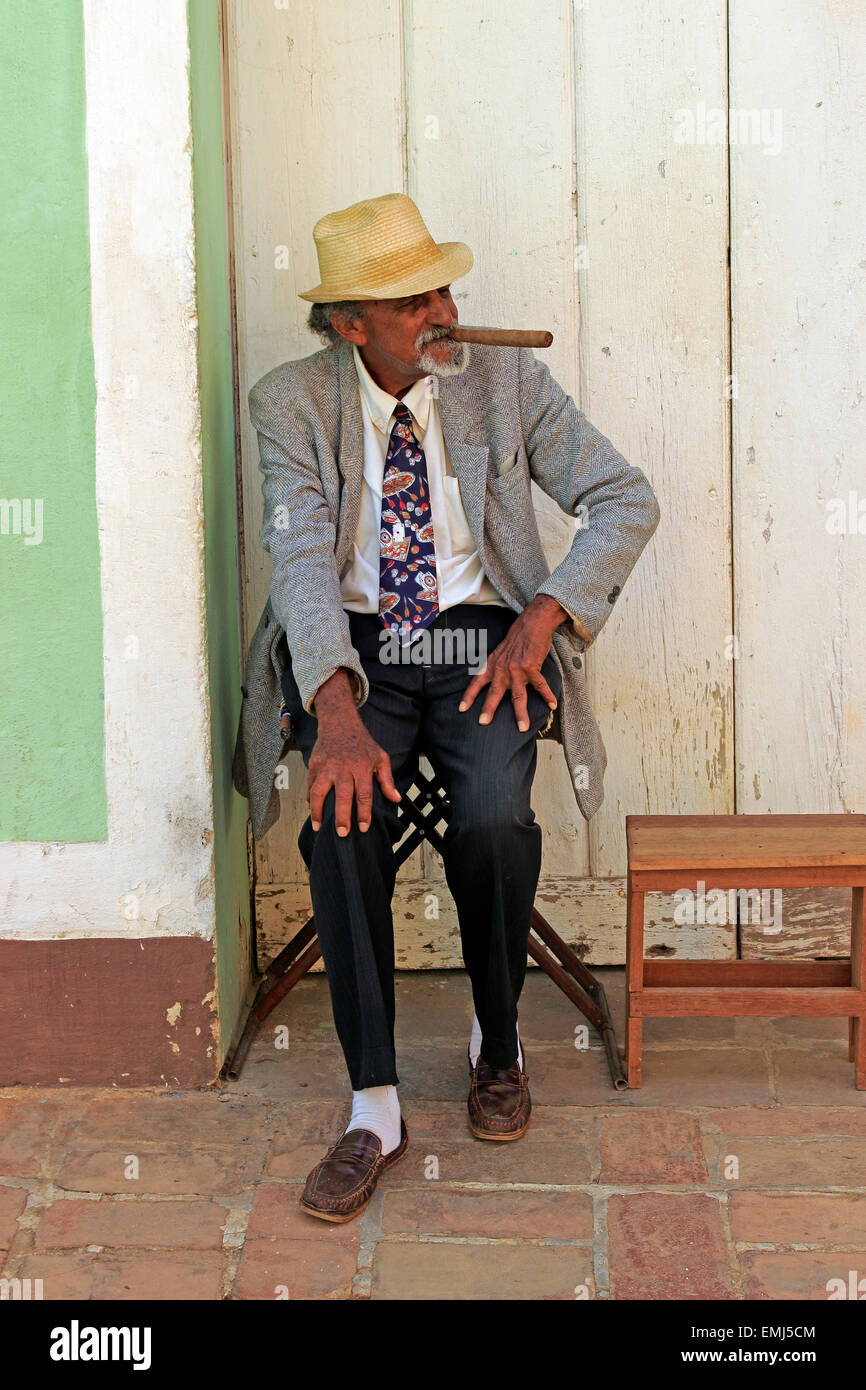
307;300;367;349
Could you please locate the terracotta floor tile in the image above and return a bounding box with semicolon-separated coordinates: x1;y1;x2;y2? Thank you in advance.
55;1146;265;1196
233;1237;358;1300
773;1048;866;1106
379;1187;593;1240
705;1137;866;1187
608;1193;734;1299
371;1241;591;1300
35;1197;227;1250
741;1250;866;1301
599;1111;708;1184
730;1191;866;1246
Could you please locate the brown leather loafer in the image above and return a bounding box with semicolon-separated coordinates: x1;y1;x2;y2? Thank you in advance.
468;1048;531;1141
298;1118;408;1223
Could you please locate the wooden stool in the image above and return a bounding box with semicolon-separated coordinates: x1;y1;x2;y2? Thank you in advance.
625;814;866;1089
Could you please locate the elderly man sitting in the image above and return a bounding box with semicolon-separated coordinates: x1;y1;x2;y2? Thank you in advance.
233;192;660;1222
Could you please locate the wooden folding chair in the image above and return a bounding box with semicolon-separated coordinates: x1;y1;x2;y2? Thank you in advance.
223;767;626;1088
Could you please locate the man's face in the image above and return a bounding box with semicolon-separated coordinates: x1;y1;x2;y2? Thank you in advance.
333;286;469;384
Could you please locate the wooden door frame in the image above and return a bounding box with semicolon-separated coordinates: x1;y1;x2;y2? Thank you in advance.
218;0;259;971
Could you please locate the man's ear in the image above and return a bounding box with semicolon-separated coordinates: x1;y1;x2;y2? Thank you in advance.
332;310;368;346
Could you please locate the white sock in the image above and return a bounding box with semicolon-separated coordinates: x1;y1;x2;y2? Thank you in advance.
468;1013;483;1065
345;1085;402;1155
468;1014;523;1070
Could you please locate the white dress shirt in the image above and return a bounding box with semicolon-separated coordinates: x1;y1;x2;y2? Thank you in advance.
340;345;503;614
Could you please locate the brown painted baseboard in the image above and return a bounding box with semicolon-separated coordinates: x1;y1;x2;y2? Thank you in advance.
0;937;219;1087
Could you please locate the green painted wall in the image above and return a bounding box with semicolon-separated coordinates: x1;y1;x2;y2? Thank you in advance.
187;0;253;1055
0;0;106;841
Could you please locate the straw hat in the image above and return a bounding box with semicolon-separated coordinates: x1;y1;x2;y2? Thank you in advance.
298;192;473;302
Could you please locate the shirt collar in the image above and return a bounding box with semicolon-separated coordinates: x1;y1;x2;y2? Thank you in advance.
352;344;433;439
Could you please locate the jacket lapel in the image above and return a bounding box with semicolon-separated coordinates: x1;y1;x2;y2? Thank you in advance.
335;344;365;574
437;374;489;568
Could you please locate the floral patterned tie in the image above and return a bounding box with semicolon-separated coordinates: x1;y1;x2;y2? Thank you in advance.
378;401;439;642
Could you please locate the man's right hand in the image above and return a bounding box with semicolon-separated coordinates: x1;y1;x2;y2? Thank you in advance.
308;668;401;836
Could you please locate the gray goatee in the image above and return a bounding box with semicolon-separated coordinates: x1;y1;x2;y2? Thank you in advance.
416;330;470;377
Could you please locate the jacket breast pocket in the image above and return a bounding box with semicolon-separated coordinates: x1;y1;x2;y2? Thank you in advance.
488;446;528;493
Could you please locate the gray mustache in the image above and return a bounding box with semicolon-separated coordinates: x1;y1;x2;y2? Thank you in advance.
417;328;455;345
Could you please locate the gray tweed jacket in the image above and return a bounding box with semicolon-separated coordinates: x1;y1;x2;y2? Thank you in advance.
232;341;660;839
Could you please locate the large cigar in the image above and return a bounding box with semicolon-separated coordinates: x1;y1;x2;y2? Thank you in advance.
448;325;553;348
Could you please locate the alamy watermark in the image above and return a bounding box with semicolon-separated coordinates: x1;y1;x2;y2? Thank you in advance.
0;1277;43;1300
0;497;43;545
826;1270;866;1299
674;102;783;156
674;880;782;934
378;624;488;674
825;490;866;534
49;1321;151;1370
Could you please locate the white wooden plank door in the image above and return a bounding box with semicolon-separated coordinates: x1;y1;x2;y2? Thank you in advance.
225;0;736;966
731;0;866;957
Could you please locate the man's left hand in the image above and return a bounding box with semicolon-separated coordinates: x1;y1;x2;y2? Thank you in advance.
458;595;569;731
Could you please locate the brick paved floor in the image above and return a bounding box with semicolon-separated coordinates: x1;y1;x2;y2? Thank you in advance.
2;968;865;1300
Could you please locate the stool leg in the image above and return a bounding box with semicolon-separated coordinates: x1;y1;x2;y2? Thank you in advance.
852;887;865;1089
625;879;645;1088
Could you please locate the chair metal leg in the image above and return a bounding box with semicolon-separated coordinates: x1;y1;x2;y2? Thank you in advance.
530;907;627;1090
222;919;321;1079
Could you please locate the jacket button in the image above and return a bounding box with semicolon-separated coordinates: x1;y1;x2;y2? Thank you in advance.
608;585;621;603
572;655;582;670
